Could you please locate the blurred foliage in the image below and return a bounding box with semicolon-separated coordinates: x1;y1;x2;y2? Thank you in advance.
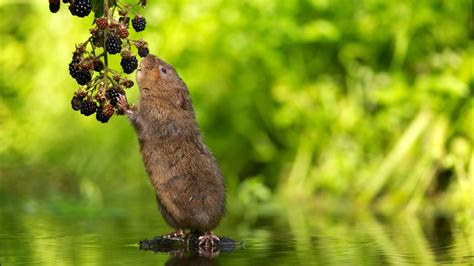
0;0;472;225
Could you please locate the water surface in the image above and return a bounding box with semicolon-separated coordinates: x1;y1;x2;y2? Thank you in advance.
1;200;472;265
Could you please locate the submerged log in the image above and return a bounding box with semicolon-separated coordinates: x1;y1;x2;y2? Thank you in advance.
138;234;238;254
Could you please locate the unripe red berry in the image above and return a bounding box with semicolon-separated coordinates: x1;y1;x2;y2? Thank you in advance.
118;26;129;39
96;17;108;29
102;103;115;117
122;79;134;88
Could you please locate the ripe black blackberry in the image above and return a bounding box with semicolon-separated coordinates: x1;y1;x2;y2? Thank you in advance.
96;107;110;123
105;35;122;54
74;69;91;85
69;58;80;78
80;100;97;116
49;0;60;13
120;56;138;74
132;16;146;32
69;0;92;18
93;60;104;72
71;95;83;111
107;87;122;106
138;47;149;58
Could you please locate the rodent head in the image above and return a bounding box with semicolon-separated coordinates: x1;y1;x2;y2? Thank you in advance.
136;54;188;101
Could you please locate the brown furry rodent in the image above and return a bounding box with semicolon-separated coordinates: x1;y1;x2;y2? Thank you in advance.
118;54;225;246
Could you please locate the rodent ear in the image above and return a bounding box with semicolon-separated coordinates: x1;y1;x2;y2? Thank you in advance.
142;87;150;95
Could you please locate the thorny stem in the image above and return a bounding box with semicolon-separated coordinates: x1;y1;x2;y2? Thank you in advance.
108;68;120;75
76;0;144;99
102;0;110;95
108;76;120;87
87;75;103;93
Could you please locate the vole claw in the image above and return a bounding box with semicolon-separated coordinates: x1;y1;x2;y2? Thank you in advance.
163;229;185;240
117;94;134;115
198;246;220;258
198;231;220;247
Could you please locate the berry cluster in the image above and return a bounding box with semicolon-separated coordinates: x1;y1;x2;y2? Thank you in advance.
50;0;149;123
49;0;93;17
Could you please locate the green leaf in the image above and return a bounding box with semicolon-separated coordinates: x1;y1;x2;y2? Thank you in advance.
91;0;117;18
91;0;103;18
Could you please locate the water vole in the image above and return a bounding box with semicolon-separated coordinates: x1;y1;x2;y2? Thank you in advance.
118;54;225;246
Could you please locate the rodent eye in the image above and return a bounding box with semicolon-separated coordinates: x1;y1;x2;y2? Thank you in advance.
161;67;167;74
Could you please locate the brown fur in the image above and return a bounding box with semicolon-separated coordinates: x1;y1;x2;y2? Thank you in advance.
122;54;225;232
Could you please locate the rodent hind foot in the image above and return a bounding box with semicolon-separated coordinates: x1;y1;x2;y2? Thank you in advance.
198;231;220;248
163;229;185;241
197;245;220;258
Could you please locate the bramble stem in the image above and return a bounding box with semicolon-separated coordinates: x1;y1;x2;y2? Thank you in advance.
102;0;110;91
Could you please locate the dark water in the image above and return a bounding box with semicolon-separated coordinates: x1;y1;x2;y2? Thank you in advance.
0;202;473;265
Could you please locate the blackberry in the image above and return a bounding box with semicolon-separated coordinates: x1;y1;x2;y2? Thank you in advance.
96;17;108;29
80;100;97;116
138;47;149;58
74;69;91;85
49;0;60;13
69;58;80;78
122;79;134;88
69;0;92;18
96;107;110;123
120;56;138;74
71;95;83;111
105;35;122;54
68;4;77;16
117;27;129;39
107;87;122;106
132;16;146;32
102;103;115;117
93;60;104;72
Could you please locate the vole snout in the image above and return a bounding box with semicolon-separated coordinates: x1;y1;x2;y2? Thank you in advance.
136;54;153;77
136;55;182;95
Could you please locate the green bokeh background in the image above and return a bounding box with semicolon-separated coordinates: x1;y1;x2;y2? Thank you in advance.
1;0;473;224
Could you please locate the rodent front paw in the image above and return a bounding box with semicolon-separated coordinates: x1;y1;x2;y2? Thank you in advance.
117;94;134;115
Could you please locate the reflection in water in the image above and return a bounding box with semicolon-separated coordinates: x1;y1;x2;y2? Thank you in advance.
0;203;472;265
432;215;453;249
429;215;454;263
166;253;217;266
138;234;237;258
